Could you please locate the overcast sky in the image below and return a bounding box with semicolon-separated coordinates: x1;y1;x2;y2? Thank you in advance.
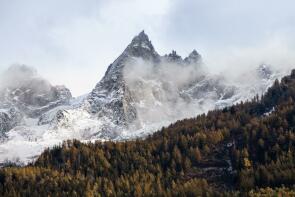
1;0;295;96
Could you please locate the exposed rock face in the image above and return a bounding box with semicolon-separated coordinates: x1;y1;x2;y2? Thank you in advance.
0;108;22;136
181;76;236;101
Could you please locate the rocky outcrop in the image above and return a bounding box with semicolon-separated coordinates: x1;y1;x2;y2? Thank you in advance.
0;108;23;135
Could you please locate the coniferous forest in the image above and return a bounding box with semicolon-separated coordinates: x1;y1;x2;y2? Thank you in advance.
2;70;295;196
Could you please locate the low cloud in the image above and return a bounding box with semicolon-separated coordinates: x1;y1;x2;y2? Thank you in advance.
124;57;220;128
0;65;55;98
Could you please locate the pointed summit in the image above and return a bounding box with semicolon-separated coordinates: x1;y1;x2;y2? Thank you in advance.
88;30;160;119
124;30;159;60
127;30;154;51
131;30;150;44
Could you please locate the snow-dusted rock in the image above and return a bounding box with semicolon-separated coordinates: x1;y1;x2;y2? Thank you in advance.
0;108;23;135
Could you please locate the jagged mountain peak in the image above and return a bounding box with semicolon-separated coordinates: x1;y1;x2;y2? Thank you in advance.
98;31;161;85
165;50;182;62
129;30;151;48
132;30;149;41
124;31;159;59
164;49;202;65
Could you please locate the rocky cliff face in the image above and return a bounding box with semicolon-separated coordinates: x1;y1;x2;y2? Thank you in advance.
0;108;22;136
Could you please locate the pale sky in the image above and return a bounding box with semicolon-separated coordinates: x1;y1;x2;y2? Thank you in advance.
1;0;295;96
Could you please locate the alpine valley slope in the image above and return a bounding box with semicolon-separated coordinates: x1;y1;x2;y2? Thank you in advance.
0;31;287;164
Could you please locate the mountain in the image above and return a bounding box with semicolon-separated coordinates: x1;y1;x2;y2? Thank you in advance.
0;65;72;135
0;31;287;164
85;31;160;135
2;69;295;196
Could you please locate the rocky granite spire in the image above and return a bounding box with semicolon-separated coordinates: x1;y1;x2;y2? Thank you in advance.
129;31;153;49
100;31;160;84
86;31;162;128
124;30;160;60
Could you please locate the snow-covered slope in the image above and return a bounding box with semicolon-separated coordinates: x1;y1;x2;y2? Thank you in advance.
0;32;287;164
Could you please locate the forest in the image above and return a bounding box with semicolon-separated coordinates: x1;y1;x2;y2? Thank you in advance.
2;70;295;196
